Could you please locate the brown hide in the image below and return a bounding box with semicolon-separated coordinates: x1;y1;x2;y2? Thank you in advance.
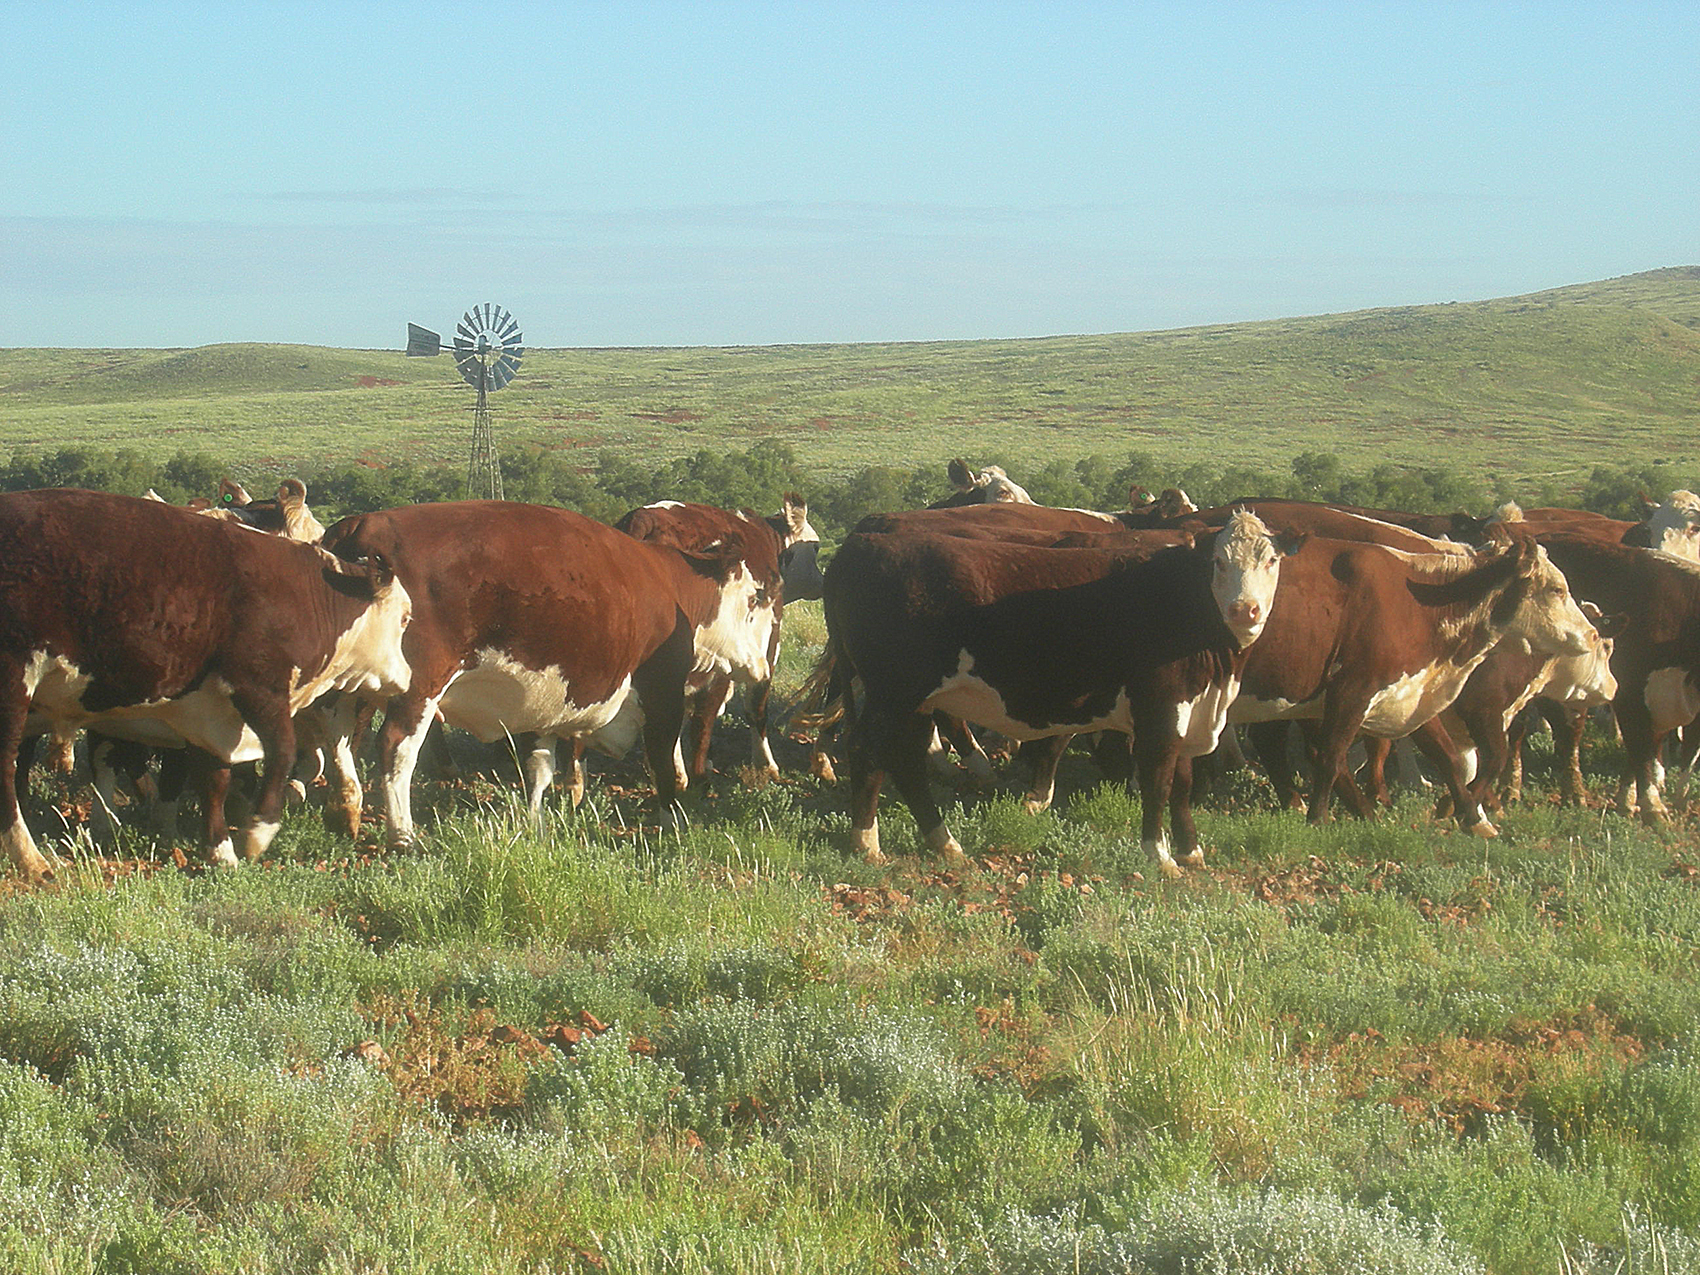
826;528;1249;872
320;501;734;845
1529;529;1700;821
0;489;401;877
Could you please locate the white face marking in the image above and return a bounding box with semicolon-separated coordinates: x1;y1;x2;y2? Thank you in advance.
695;563;778;682
312;575;414;703
1211;510;1287;647
1507;547;1596;657
1644;492;1700;563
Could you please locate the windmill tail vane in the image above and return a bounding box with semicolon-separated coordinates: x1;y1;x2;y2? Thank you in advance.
405;304;523;500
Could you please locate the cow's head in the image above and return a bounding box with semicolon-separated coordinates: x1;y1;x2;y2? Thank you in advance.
1486;533;1599;657
317;551;414;697
1547;600;1621;707
1208;509;1305;648
680;535;783;682
767;493;825;602
1639;490;1700;563
929;460;1034;508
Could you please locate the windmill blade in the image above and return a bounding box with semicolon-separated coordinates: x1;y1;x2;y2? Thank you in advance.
497;313;520;340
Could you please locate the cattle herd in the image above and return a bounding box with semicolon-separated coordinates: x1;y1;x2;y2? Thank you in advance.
2;465;1698;883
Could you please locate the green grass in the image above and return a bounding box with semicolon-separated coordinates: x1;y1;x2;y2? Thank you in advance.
0;733;1697;1273
5;268;1700;495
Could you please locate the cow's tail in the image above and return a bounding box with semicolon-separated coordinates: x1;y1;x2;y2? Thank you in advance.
790;641;847;735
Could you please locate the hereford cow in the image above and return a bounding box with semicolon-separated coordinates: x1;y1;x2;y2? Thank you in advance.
318;501;781;845
0;490;412;878
928;460;1035;508
1523;529;1700;822
616;495;822;780
1227;529;1599;834
824;511;1300;874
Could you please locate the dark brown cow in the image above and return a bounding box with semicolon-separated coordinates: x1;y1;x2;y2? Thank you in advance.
616;495;821;780
1227;529;1599;832
0;489;412;878
319;501;780;845
825;511;1299;874
1523;529;1700;821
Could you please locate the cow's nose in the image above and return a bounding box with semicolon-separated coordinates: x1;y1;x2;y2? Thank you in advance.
1230;600;1261;627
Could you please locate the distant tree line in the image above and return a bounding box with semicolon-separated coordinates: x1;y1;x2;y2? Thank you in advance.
2;442;1691;547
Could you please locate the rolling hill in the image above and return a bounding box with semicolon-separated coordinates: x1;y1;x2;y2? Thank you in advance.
3;267;1697;495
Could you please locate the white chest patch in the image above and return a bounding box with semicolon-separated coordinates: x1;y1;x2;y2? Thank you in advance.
1644;667;1700;736
1176;678;1240;757
438;648;633;744
695;565;775;682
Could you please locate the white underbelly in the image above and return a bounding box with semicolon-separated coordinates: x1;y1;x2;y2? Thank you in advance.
438;649;635;745
24;654;264;763
1644;667;1700;736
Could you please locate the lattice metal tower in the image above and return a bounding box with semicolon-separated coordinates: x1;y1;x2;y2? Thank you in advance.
405;304;523;500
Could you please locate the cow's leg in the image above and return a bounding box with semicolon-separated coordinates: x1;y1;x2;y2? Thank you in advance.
884;712;963;865
308;695;369;839
565;738;588;809
228;689;296;862
1132;712;1183;878
745;675;780;780
151;747;189;836
1408;718;1496;837
196;754;237;868
520;732;555;822
632;618;696;808
1247;721;1304;810
1552;703;1592;807
682;675;729;780
0;663;53;881
1022;734;1072;813
1357;736;1394;810
1168;754;1204;869
1307;696;1374;826
1614;695;1669;824
378;694;440;850
938;714;993;785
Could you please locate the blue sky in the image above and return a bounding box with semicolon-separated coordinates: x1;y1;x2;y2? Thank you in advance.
3;2;1695;349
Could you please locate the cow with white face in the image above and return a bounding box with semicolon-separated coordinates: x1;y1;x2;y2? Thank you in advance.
1639;490;1700;561
825;510;1301;875
928;460;1035;508
616;495;818;782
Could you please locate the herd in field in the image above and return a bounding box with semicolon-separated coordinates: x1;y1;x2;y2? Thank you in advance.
2;459;1699;882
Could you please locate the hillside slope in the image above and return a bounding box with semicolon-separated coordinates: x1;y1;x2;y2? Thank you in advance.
3;268;1697;488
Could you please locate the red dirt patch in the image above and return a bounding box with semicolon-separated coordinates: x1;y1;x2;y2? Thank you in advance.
355;376;402;389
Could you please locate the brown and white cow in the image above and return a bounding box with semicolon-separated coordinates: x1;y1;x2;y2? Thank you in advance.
928;460;1035;508
825;511;1300;874
0;489;411;878
1226;528;1599;833
319;501;781;845
1522;529;1700;822
616;495;821;781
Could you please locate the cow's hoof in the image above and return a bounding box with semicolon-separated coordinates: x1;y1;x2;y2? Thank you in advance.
1021;795;1051;816
1467;819;1499;839
1176;849;1206;868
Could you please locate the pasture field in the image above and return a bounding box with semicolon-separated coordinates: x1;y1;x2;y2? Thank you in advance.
2;270;1700;1272
0;612;1697;1274
3;268;1699;495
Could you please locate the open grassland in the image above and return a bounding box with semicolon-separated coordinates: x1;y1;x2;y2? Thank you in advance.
0;697;1697;1273
0;614;1696;1273
5;268;1700;494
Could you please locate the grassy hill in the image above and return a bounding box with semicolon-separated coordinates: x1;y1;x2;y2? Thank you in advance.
4;267;1698;496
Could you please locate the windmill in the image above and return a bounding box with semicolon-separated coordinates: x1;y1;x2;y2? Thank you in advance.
406;303;523;500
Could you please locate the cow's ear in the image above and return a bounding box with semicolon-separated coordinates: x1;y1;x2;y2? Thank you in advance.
1275;530;1308;557
278;478;308;509
679;536;745;579
219;478;251;507
1639;492;1659;518
947;458;975;492
1593;610;1631;640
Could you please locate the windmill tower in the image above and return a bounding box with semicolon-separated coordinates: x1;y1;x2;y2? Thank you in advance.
406;303;523;500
